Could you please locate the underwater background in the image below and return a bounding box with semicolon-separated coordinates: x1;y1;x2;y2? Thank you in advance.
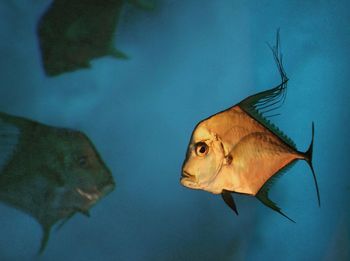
0;0;349;260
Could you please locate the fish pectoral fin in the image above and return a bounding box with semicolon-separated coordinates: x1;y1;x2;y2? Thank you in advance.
221;190;238;215
256;190;295;223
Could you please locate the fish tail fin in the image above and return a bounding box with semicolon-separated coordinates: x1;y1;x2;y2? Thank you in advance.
304;122;320;207
304;122;314;162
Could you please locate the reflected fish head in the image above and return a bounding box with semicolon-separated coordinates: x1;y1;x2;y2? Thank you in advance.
54;129;115;211
181;122;225;194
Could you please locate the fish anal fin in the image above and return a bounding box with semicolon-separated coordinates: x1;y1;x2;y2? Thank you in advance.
260;160;297;196
221;190;238;215
255;160;299;223
256;189;295;223
56;212;76;231
55;208;89;232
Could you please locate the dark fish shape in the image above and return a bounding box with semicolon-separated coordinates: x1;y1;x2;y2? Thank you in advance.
0;112;115;253
180;32;320;222
37;0;154;76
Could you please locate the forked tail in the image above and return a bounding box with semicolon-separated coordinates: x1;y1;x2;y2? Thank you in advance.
304;122;320;206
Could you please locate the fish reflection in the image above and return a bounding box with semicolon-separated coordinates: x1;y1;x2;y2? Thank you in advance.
0;112;115;253
37;0;155;76
181;32;320;222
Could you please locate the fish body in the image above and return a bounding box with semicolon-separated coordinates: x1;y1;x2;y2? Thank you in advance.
182;106;304;195
180;32;319;221
37;0;155;76
37;0;126;76
0;112;115;253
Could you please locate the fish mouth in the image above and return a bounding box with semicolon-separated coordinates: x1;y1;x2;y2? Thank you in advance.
76;182;114;203
76;188;101;202
180;171;200;189
181;170;195;179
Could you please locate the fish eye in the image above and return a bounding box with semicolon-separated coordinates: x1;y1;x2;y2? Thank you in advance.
194;142;209;157
78;156;88;167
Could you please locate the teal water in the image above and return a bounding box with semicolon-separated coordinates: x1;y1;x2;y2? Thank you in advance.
0;1;349;260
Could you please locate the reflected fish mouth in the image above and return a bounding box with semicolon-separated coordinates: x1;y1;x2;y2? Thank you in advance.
76;182;115;203
76;188;100;202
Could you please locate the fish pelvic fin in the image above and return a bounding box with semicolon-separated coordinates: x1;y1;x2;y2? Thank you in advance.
256;190;295;223
221;190;239;215
38;224;52;255
303;122;320;207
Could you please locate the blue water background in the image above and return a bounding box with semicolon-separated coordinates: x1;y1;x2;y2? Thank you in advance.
0;0;349;260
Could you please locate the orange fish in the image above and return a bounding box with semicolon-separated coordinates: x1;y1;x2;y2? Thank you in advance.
180;32;320;221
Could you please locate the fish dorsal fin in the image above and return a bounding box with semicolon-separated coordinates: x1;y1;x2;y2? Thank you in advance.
239;30;296;150
256;160;297;222
0;117;21;173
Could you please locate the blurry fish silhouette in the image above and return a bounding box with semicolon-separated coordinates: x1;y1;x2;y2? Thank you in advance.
37;0;154;76
180;32;320;222
0;112;115;253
